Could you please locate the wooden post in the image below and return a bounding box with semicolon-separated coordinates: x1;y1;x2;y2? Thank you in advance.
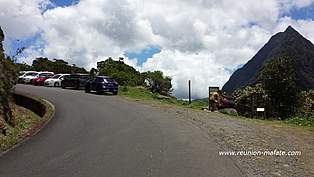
188;80;191;104
208;86;211;111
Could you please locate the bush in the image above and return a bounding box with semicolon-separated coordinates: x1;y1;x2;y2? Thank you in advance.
142;71;172;96
234;84;269;118
297;90;314;119
121;86;129;92
259;56;298;119
0;27;18;128
286;116;314;127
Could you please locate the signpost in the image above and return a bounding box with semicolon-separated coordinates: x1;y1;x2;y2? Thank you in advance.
256;108;265;112
257;107;265;118
188;80;191;104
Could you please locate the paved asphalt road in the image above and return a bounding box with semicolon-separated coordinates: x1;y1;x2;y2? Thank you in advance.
0;85;244;177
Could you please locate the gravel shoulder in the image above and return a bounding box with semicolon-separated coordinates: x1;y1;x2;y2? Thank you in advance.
126;99;314;177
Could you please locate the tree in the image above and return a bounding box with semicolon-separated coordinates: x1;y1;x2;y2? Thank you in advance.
259;56;298;119
97;57;143;86
142;71;172;96
31;57;88;74
0;27;18;128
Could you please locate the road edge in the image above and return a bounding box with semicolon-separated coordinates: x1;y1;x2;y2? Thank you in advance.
0;93;55;157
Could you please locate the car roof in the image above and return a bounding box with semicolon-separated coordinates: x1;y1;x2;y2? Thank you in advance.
97;76;112;78
70;73;89;75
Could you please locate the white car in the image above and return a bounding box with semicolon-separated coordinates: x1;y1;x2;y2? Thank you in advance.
18;71;37;83
44;74;69;87
23;72;54;84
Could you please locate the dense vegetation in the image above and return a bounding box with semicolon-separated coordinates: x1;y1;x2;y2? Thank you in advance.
18;57;88;74
0;27;18;134
97;58;172;96
97;58;143;86
142;71;172;96
234;56;313;124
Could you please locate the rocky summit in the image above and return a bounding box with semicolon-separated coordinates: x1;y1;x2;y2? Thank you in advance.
222;26;314;93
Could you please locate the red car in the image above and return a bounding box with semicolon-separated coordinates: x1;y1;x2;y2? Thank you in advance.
33;74;54;86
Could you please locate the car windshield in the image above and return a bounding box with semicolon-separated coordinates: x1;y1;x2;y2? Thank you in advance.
52;75;61;79
29;73;38;76
25;73;37;76
104;78;115;83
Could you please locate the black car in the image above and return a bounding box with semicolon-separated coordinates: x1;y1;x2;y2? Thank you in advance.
61;74;89;89
85;76;118;95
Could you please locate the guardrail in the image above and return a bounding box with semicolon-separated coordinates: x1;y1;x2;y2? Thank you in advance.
13;93;47;117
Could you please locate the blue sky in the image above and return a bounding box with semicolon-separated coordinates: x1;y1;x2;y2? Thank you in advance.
50;0;79;7
124;46;161;65
288;3;314;20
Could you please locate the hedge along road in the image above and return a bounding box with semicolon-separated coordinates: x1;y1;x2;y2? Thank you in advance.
0;84;244;177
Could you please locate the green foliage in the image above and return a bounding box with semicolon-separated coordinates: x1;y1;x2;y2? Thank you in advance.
119;86;207;110
31;57;88;74
121;85;129;92
259;56;298;119
297;90;314;118
0;44;18;126
286;116;314;127
0;26;18;127
234;84;269;118
97;58;143;86
142;71;172;96
15;63;32;71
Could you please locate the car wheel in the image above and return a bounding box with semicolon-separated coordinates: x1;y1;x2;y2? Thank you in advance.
112;91;118;95
85;85;91;93
54;82;59;87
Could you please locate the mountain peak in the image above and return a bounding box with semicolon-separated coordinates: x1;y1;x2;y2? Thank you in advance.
222;26;314;93
285;25;296;32
283;26;301;36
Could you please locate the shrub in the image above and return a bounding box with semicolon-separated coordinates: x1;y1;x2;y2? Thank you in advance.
0;27;18;127
259;56;298;119
142;71;172;96
234;84;269;118
297;90;314;119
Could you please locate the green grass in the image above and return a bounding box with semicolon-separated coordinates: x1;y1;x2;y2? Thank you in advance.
285;116;314;127
0;94;54;152
118;86;208;109
0;105;41;151
118;86;314;129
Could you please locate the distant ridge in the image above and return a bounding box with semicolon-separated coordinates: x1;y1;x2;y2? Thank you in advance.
222;26;314;93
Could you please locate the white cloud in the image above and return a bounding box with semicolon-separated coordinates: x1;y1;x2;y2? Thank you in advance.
0;0;47;38
1;0;314;98
140;50;230;99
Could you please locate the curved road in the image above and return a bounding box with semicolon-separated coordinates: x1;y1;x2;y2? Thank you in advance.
0;85;243;177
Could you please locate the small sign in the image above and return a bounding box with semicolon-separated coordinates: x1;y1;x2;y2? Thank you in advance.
257;108;265;112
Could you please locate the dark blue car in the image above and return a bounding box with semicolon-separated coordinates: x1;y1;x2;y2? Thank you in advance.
85;76;118;95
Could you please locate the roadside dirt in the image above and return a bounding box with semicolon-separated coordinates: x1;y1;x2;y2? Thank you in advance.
148;104;314;177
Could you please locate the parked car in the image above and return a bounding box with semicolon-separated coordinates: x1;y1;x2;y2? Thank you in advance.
33;73;54;86
85;76;118;95
61;74;89;89
18;71;37;83
45;74;69;87
22;72;54;84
